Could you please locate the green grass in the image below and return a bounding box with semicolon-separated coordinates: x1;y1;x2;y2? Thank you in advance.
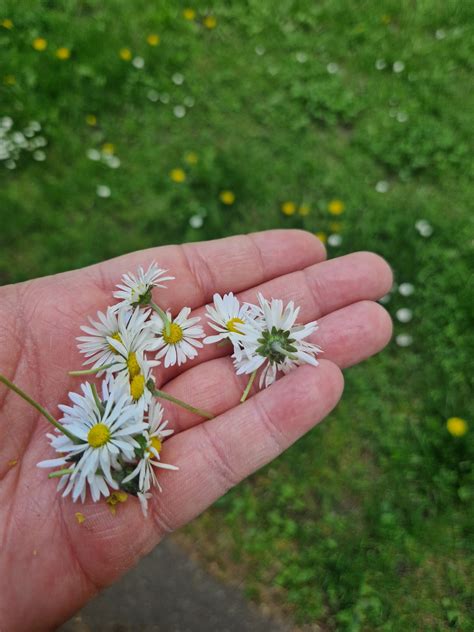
1;1;473;629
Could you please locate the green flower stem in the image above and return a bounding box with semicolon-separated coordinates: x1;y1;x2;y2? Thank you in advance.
91;383;105;415
150;300;171;337
0;373;79;443
48;468;74;479
147;382;214;420
240;369;257;403
68;362;115;376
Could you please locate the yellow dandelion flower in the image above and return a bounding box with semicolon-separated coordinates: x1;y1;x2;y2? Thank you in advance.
1;18;13;29
55;47;71;60
329;221;343;232
281;201;296;216
298;204;310;216
204;15;217;29
3;74;16;86
328;199;345;215
184;151;198;165
170;168;186;183
102;142;115;155
183;8;196;20
315;231;327;243
32;37;48;52
86;114;97;126
119;47;132;61
446;417;468;437
147;33;160;46
220;190;235;205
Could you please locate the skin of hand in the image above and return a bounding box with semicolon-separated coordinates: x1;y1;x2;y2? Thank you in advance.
0;230;393;631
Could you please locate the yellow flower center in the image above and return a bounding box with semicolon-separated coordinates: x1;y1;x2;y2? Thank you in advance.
108;331;123;352
149;436;162;456
106;491;128;506
87;423;110;448
163;322;184;344
130;374;145;401
127;351;140;378
226;317;244;333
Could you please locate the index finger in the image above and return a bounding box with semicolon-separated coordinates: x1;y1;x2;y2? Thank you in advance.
82;229;326;311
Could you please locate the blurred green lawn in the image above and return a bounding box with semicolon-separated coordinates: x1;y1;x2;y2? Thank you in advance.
1;1;473;630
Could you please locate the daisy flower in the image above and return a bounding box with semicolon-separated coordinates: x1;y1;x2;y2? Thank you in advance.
234;293;322;388
113;261;174;308
150;307;204;367
121;400;178;515
37;378;146;503
113;351;157;412
77;306;153;373
204;292;251;347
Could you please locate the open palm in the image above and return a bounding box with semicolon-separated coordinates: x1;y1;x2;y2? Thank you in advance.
0;230;392;631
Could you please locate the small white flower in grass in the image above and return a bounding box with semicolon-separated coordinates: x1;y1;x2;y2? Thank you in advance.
415;219;433;237
150;307;204;367
37;378;146;503
96;184;111;198
173;105;186;118
396;333;413;347
393;60;405;73
328;234;342;247
234;293;321;389
122;400;178;516
132;56;145;69
399;282;414;296
375;180;389;193
113;261;174;308
396;308;413;323
189;214;204;228
204;292;251;347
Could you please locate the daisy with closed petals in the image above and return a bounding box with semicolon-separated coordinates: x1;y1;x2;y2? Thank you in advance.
150;307;204;367
121;400;178;515
37;378;146;503
234;293;322;389
113;351;157;412
204;292;251;347
113;261;174;308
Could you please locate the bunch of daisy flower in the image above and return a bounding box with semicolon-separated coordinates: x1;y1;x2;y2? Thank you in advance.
0;262;211;517
204;292;322;400
0;262;321;518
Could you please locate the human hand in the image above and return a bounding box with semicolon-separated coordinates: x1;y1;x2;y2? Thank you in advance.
0;230;392;631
